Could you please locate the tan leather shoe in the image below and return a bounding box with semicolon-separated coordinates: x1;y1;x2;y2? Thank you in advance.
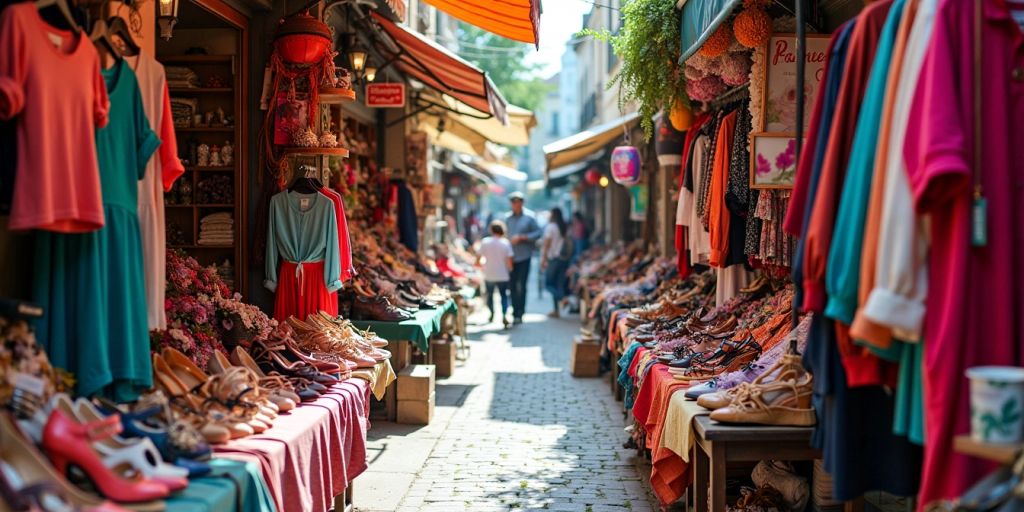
709;374;816;426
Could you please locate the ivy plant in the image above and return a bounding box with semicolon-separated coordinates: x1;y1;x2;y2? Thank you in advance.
579;0;686;139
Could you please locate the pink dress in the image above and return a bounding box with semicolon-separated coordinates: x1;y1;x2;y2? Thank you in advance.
0;4;109;232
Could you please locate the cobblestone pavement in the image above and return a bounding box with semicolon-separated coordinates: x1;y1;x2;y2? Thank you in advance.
374;285;659;512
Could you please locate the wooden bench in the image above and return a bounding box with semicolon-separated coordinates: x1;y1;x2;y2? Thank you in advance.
692;415;819;512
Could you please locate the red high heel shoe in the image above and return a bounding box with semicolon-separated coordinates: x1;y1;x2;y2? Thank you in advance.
41;407;171;503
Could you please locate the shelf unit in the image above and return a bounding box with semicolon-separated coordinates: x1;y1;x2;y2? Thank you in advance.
160;48;246;294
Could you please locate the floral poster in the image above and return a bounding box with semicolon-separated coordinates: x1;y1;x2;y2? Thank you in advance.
761;34;829;133
750;133;799;189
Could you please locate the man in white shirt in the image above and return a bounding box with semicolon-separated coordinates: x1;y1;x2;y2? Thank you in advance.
476;220;514;328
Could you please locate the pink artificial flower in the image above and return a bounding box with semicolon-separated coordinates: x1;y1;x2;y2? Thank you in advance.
756;154;772;175
775;139;796;170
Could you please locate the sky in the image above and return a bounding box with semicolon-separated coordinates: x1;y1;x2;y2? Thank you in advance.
525;0;596;79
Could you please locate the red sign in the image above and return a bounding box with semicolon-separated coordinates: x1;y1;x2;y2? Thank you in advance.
365;83;406;108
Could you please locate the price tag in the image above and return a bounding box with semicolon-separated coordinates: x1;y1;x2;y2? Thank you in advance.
300;198;311;211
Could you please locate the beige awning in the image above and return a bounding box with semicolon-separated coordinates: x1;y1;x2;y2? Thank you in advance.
416;93;536;157
543;112;640;175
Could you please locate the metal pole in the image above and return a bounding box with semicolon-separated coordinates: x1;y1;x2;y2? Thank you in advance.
792;0;806;331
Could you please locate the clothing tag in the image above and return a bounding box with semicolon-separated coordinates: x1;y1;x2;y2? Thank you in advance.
972;196;988;247
45;32;63;49
13;373;45;397
300;198;311;211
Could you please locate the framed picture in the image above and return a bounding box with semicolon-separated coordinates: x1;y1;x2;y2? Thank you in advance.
750;132;800;189
761;34;830;132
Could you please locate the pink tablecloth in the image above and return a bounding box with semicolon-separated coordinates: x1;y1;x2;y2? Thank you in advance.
215;378;370;512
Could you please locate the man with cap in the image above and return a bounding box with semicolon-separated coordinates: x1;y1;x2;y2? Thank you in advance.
504;192;542;325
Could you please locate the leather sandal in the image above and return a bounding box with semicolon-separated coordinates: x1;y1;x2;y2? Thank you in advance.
709;374;816;426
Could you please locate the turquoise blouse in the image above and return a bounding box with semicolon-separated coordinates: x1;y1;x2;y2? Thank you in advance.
264;191;342;293
824;0;907;325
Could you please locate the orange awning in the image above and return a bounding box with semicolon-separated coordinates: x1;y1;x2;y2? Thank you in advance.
421;0;540;47
370;11;508;124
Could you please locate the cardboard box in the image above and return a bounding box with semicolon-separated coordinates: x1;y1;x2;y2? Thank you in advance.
431;341;457;378
397;392;435;425
570;340;602;377
397;364;435;401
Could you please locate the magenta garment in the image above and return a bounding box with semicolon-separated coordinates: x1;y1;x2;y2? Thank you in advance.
902;0;1024;505
215;378;370;512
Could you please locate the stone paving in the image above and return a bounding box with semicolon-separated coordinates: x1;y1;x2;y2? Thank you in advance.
356;285;659;512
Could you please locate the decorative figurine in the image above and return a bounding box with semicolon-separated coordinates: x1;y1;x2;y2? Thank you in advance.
319;133;338;148
292;127;319;147
209;145;222;167
335;68;352;90
197;143;210;167
215;107;226;126
221;141;234;166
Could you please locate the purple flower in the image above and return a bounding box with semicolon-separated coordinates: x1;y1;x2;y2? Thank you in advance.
775;139;796;170
756;154;772;175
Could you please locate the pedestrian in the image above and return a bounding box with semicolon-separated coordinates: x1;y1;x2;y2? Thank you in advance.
475;221;514;328
504;192;542;325
541;207;573;318
570;211;590;262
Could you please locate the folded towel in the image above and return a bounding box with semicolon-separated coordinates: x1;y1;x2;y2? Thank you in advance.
201;212;233;222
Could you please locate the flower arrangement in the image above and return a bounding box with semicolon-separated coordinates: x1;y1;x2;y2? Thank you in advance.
699;21;734;57
733;7;772;48
153;250;276;369
686;74;728;103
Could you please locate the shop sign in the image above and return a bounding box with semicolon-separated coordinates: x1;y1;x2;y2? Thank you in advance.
629;185;647;222
366;83;406;108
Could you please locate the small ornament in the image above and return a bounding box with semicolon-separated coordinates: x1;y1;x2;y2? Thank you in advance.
210;145;222;167
206;76;226;88
215;107;225;126
291;127;319;147
611;146;642;186
699;21;733;57
221;142;234;166
319;133;338;148
179;181;193;205
335;69;352;90
197;144;210;166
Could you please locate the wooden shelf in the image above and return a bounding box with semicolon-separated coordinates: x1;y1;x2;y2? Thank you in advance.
169;87;233;94
177;126;235;132
161;55;233;64
954;436;1021;465
169;244;235;249
195;204;234;207
318;87;357;103
186;166;235;172
280;147;350;158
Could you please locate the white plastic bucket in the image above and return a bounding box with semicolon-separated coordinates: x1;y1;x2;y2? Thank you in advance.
966;366;1024;444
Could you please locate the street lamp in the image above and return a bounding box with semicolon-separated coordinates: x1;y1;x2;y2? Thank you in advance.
364;65;377;82
157;0;179;40
348;43;367;74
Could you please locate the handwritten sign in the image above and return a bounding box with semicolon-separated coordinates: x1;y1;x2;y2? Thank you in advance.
366;83;406;108
761;34;830;132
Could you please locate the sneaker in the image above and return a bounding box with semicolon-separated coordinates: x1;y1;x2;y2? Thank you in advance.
513;317;523;325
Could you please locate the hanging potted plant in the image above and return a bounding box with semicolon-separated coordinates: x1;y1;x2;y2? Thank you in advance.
579;0;686;138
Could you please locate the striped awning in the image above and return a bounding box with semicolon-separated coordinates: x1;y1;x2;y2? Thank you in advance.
422;0;540;47
370;11;508;123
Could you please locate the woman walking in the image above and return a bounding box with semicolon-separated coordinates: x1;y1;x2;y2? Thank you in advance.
540;207;572;318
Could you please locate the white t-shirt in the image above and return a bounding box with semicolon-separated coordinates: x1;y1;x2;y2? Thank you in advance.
478;236;513;282
542;223;565;260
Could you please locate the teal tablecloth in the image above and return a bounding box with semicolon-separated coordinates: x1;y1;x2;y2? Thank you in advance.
350;300;457;352
165;458;276;512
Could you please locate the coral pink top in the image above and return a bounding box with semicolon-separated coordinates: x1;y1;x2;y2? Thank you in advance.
0;4;109;232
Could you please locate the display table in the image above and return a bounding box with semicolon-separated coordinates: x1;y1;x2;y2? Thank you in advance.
351;300;456;420
350;300;457;353
166;459;276;512
214;377;371;512
691;415;818;512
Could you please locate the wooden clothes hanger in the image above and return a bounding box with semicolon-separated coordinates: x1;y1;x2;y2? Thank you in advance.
89;19;123;62
34;0;80;33
106;15;140;57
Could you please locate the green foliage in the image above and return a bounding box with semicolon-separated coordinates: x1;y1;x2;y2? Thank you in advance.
580;0;685;138
456;22;552;111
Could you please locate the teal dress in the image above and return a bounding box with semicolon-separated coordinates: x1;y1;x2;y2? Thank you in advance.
34;60;159;400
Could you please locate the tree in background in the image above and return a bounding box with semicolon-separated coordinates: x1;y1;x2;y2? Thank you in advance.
455;22;552;111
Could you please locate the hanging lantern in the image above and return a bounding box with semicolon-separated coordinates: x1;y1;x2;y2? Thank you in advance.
610;146;642;186
274;12;332;66
584;168;601;186
655;115;685;166
669;98;694;131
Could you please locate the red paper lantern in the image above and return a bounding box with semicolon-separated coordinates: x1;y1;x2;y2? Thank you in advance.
611;146;642;185
584;168;601;186
274;13;332;66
